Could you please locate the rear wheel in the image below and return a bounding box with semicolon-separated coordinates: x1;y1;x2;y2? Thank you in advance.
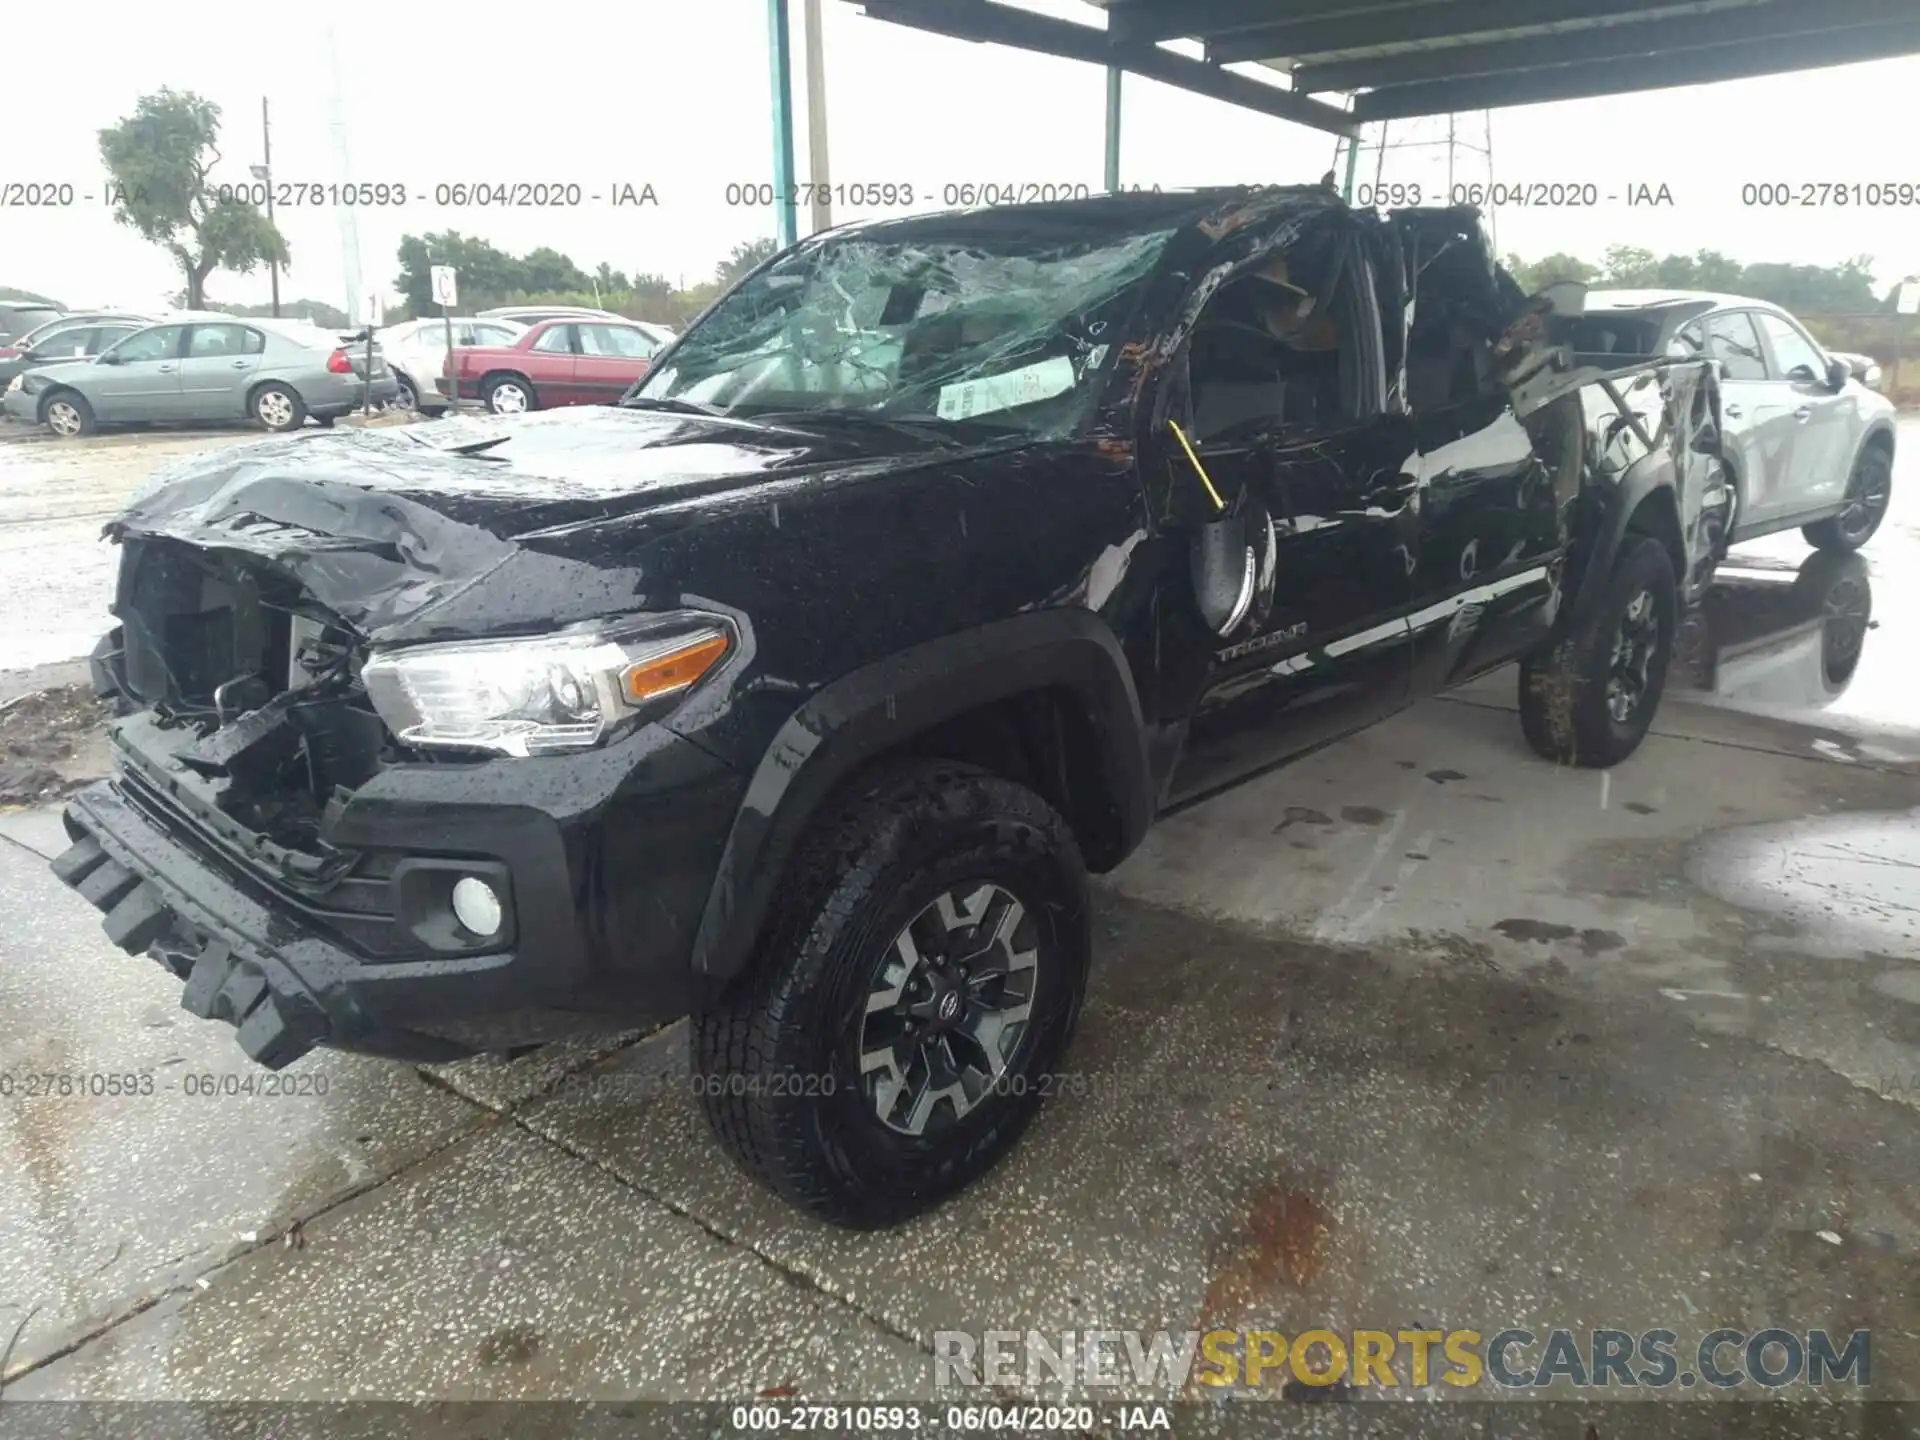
483;374;535;415
393;374;420;411
692;760;1090;1228
40;390;94;438
1519;535;1677;768
1803;444;1892;552
251;382;306;433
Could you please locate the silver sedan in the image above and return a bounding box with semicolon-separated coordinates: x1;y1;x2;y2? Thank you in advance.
3;315;398;436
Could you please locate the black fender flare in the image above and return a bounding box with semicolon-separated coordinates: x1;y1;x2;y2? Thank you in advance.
686;609;1155;986
1565;466;1686;632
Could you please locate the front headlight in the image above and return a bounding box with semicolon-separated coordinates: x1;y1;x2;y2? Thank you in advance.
361;613;733;756
4;374;21;395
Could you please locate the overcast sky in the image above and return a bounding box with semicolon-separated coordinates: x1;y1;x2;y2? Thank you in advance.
7;0;1918;317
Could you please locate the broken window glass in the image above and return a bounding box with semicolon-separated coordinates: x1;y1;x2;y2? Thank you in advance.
634;225;1176;438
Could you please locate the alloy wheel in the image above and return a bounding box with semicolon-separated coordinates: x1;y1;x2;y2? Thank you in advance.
256;391;295;430
489;382;528;414
857;882;1039;1137
1606;589;1659;723
1839;457;1892;543
45;400;82;437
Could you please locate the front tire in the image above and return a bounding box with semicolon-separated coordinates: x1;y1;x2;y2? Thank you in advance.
483;374;536;415
1519;535;1677;768
40;390;94;438
251;382;306;433
693;760;1090;1228
1803;444;1893;553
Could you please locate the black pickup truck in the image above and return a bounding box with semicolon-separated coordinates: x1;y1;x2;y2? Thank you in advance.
53;187;1726;1226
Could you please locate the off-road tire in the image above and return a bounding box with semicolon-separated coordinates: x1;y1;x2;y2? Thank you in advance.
692;759;1090;1228
1803;444;1893;553
1519;535;1677;768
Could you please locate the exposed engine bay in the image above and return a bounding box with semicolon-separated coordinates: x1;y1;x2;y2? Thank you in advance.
106;536;400;866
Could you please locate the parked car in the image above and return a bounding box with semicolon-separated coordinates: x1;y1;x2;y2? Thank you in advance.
0;300;63;345
437;317;662;414
3;315;397;436
55;187;1726;1226
1577;291;1896;553
0;315;151;392
377;316;527;412
10;310;152;350
477;304;626;327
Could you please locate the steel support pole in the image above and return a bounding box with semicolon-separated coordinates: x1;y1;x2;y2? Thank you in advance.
768;0;798;249
1103;67;1122;193
803;0;832;233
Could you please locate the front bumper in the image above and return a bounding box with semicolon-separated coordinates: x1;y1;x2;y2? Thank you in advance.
3;386;39;423
52;717;746;1068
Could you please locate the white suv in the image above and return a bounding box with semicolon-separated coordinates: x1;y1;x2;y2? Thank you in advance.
1580;290;1896;553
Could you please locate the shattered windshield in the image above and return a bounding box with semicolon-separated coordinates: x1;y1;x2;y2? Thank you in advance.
632;225;1175;437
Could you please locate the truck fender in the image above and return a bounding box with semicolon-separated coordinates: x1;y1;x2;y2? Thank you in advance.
1565;464;1686;633
686;608;1155;985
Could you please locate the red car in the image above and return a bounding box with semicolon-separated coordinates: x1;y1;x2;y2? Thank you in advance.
438;318;663;415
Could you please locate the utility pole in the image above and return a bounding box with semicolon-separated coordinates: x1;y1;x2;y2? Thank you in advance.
254;98;281;317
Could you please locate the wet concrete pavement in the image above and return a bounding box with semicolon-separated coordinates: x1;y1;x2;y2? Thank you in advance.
0;428;267;680
0;422;1917;1411
4;681;1917;1406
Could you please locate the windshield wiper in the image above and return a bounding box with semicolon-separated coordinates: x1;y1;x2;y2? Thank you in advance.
742;408;973;448
400;430;512;460
618;394;724;417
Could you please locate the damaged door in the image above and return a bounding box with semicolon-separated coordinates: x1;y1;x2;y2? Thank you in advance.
1392;207;1563;688
1155;215;1416;807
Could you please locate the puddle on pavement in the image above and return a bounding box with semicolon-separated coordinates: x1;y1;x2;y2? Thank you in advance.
1687;807;1920;957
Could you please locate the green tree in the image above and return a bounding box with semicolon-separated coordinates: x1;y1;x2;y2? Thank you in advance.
98;89;288;310
521;246;591;296
1691;250;1743;291
394;231;527;314
716;237;780;289
1504;252;1598;294
593;261;633;295
219;298;352;328
1598;245;1659;287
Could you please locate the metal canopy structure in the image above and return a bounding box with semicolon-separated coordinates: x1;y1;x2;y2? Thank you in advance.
853;0;1920;133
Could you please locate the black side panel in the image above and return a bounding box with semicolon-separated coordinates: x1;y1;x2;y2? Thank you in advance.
687;609;1154;985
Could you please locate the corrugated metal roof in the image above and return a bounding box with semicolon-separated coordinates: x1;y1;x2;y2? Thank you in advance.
856;0;1920;133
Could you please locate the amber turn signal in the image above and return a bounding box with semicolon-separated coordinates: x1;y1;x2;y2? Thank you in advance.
619;631;731;704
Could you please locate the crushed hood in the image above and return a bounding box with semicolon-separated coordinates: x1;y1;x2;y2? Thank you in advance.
109;405;999;643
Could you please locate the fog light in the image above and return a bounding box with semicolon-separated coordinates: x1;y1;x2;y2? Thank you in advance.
451;877;503;937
